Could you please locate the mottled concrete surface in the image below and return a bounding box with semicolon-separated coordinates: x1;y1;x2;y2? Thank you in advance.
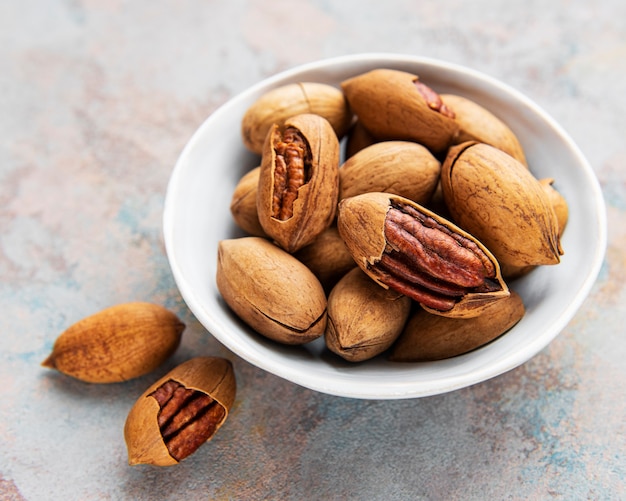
1;1;625;500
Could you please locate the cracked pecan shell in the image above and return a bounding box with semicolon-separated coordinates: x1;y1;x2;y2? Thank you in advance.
337;192;509;318
257;113;340;253
124;357;236;466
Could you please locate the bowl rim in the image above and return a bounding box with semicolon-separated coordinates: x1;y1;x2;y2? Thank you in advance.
163;52;607;399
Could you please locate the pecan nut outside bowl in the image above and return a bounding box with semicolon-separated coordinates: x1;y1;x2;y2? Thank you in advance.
163;53;606;399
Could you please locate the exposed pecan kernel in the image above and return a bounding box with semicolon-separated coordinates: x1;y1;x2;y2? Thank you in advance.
150;380;226;462
374;202;500;311
414;80;455;119
272;127;311;220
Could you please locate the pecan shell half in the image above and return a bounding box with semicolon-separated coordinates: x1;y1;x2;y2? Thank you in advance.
337;192;509;318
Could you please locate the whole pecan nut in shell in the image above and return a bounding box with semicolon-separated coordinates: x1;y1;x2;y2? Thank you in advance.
390;290;525;361
216;236;327;344
341;69;459;154
241;82;353;154
441;142;563;268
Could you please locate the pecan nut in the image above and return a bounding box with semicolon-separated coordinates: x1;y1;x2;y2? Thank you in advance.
241;82;353;154
414;80;455;118
339;140;440;205
257;113;340;253
340;69;460;153
229;166;267;237
124;357;236;466
390;290;525;361
337;192;509;318
151;380;226;462
271;126;310;220
216;236;327;344
325;267;411;362
294;225;356;293
42;302;184;383
441;142;563;267
441;93;528;166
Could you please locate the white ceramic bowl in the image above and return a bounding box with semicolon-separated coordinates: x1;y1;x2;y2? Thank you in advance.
163;53;606;399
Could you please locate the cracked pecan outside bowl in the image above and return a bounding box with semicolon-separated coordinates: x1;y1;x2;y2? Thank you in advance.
337;192;509;318
124;357;236;466
257;113;340;253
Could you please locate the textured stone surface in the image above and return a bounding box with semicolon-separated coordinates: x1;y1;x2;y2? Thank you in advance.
1;1;624;500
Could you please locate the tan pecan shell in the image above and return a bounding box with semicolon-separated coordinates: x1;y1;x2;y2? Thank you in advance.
42;302;184;383
294;225;356;293
499;178;569;281
229;166;267;237
441;142;563;267
339;140;441;205
441;94;528;166
241;82;353;154
337;192;509;318
325;268;411;362
539;178;569;237
124;357;236;466
340;69;459;153
216;236;327;344
390;290;525;361
344;119;378;158
257;113;340;253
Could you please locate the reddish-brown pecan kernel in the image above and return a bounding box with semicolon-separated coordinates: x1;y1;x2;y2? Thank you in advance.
374;201;501;311
271;127;311;220
150;380;226;462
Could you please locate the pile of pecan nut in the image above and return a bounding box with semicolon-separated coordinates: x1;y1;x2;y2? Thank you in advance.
219;68;567;363
42;302;237;466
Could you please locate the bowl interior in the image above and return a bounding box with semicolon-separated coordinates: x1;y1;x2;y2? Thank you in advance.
163;54;606;399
